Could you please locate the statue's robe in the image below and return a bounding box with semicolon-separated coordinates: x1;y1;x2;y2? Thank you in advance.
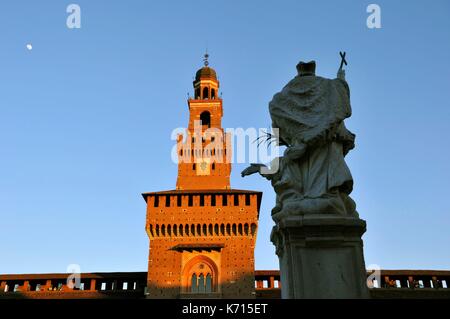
269;75;357;217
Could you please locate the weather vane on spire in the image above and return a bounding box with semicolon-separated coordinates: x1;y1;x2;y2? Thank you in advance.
203;50;209;66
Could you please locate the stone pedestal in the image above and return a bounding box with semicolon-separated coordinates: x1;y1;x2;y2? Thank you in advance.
270;214;370;299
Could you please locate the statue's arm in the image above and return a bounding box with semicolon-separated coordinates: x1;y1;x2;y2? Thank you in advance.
336;122;355;155
241;163;272;180
300;124;339;151
283;141;307;162
298;121;355;156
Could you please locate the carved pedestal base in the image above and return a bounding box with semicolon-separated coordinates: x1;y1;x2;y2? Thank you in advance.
270;214;370;299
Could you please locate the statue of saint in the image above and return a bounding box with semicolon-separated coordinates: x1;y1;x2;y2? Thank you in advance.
242;59;358;221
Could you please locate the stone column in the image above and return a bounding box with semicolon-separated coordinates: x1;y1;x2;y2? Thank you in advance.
269;276;275;289
256;279;263;289
408;276;414;289
90;279;96;291
271;214;370;299
432;276;438;289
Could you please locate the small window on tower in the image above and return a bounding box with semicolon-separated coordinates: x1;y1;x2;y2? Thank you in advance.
212;163;215;170
211;89;216;99
203;87;209;99
193;163;196;171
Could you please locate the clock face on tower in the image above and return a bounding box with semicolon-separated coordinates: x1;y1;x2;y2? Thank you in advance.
196;158;210;176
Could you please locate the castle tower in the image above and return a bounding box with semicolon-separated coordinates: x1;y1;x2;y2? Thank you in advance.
143;55;261;298
176;53;231;190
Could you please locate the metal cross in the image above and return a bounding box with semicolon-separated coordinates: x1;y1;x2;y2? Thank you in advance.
203;51;209;67
339;51;347;70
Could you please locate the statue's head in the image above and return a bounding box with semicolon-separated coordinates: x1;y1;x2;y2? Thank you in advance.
296;61;316;77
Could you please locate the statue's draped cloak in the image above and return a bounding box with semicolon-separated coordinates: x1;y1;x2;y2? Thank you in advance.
269;75;351;146
268;75;357;217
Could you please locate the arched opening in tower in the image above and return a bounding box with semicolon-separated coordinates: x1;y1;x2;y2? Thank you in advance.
200;111;211;128
202;87;209;99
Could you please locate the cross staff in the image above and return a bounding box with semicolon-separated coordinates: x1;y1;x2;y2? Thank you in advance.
339;51;347;70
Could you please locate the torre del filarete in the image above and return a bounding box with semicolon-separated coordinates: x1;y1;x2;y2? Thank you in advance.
143;55;261;298
1;57;449;299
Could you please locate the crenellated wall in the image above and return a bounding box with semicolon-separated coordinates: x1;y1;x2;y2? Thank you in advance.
2;270;449;299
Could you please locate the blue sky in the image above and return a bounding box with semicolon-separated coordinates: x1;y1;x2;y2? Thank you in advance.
0;0;449;274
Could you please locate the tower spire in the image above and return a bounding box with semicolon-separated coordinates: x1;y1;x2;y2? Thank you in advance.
203;50;209;66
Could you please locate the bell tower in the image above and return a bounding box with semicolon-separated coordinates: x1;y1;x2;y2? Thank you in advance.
176;53;231;190
143;55;261;299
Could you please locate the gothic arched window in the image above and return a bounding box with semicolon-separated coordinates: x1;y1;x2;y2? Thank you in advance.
198;274;205;293
190;271;213;294
206;274;212;293
191;274;198;293
186;259;217;294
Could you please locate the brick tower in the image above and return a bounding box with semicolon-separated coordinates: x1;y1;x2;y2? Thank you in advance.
143;55;261;298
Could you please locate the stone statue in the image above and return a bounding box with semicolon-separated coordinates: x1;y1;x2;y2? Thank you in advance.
242;59;358;222
241;56;370;299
